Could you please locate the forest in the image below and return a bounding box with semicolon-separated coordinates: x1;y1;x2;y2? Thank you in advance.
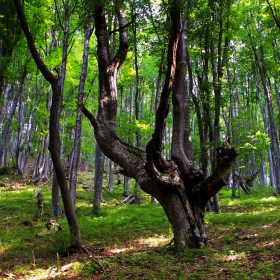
1;0;280;279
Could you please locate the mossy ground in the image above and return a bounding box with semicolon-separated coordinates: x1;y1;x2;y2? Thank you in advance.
0;173;279;279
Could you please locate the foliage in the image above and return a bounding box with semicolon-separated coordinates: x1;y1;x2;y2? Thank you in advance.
1;0;280;275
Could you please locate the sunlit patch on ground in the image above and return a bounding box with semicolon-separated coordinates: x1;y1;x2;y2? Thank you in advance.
260;196;277;202
108;235;170;254
109;247;131;254
137;235;170;247
221;251;247;262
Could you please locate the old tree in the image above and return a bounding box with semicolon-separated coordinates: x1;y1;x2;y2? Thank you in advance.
79;1;237;252
15;0;238;252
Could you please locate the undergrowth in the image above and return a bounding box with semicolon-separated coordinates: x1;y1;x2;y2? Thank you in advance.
0;174;280;279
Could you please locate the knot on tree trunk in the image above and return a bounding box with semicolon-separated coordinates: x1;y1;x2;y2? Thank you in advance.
145;141;181;189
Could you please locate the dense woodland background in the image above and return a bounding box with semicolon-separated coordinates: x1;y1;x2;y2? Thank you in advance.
1;0;279;188
1;0;280;246
1;0;280;278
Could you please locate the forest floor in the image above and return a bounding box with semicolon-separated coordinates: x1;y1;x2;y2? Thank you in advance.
0;171;280;279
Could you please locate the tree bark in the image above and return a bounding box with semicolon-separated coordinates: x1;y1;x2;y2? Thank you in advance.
69;21;93;207
108;160;114;191
80;1;238;251
14;0;82;252
0;66;27;165
249;29;280;192
93;143;105;215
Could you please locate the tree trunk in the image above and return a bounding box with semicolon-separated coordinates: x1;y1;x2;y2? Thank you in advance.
108;159;114;191
52;170;62;216
0;66;27;165
0;84;10;143
15;0;82;252
123;176;131;197
249;30;280;192
31;134;49;183
93;143;105;215
69;22;93;207
80;2;238;252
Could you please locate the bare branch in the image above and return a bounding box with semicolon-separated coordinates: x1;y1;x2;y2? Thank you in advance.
109;14;136;35
145;1;182;188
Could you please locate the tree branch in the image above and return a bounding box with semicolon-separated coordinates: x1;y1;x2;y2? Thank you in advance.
266;0;280;30
192;140;238;206
145;1;182;188
109;14;136;35
14;0;57;84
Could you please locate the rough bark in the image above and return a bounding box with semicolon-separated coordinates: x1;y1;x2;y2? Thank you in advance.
80;1;238;251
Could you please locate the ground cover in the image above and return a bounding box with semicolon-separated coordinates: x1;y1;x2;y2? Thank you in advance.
0;173;279;279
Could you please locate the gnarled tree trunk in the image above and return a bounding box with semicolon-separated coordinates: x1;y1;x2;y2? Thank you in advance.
80;1;238;252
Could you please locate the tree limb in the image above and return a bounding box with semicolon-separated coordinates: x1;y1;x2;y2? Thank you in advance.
145;1;182;188
192;140;238;206
14;0;57;84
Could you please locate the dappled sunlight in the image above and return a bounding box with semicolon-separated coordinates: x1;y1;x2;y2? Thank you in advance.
227;200;241;207
109;247;132;254
4;265;79;280
1;178;280;279
260;196;277;202
137;235;170;247
221;251;247;262
108;235;170;254
261;241;276;248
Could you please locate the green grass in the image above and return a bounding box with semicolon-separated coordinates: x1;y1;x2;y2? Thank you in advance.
0;175;280;279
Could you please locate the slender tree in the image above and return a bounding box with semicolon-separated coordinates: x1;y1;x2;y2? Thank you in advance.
14;0;82;252
69;19;93;207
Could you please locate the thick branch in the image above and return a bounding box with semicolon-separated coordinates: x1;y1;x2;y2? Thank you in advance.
192;140;238;206
77;103;97;127
152;7;181;152
112;8;129;71
79;103;147;177
171;18;193;181
145;1;182;188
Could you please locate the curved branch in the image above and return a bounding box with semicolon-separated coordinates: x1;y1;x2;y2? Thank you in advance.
192;140;238;206
14;0;57;85
112;8;129;71
79;103;146;173
145;1;182;188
